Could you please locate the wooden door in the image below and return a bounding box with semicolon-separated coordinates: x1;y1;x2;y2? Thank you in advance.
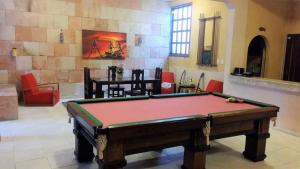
283;34;300;82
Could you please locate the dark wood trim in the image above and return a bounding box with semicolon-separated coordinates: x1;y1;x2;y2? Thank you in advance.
243;118;271;161
199;16;221;21
73;120;95;162
72;95;149;104
212;92;279;108
209;107;277;125
152;92;210;98
67;93;279;168
92;77;161;98
106;115;208;140
72;111;209;169
284;34;300;82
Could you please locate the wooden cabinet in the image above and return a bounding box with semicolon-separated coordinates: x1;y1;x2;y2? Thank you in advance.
284;34;300;82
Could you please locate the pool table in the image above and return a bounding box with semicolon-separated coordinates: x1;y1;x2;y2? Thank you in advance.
66;92;279;169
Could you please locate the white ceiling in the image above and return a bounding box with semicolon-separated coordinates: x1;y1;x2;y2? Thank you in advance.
160;0;176;2
277;0;300;1
160;0;300;2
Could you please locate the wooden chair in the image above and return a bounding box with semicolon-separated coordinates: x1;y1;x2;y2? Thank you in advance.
84;67;95;99
146;67;162;95
21;73;60;106
107;66;125;98
125;69;145;96
188;73;205;93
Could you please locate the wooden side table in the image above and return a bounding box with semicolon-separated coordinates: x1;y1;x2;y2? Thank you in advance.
177;84;196;93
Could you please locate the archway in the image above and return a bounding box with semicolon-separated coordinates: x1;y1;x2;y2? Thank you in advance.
246;36;267;77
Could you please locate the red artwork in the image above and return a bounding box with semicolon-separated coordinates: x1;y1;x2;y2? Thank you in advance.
82;30;128;59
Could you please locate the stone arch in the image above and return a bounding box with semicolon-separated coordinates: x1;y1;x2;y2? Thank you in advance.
246;35;267;77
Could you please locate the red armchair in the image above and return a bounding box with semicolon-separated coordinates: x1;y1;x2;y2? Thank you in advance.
21;73;60;106
190;79;223;93
205;80;223;93
161;72;176;94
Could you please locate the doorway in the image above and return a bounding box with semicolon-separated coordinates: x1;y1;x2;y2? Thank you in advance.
246;36;267;77
283;34;300;82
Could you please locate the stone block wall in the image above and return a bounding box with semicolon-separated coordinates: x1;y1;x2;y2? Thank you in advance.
0;0;171;97
0;84;18;120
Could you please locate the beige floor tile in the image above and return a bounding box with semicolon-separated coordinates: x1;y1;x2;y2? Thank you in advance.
0;151;15;169
15;158;51;169
0;163;15;169
263;147;300;167
1;103;300;169
46;149;78;169
13;136;44;151
0;141;14;153
56;163;98;169
14;148;44;163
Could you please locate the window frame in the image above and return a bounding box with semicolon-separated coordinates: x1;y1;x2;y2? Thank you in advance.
169;3;193;57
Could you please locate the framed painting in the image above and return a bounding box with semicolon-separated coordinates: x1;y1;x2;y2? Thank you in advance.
82;30;128;59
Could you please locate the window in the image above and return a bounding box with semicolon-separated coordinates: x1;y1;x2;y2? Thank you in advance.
170;3;192;56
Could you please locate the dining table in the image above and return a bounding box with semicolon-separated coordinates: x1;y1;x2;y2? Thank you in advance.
91;77;161;98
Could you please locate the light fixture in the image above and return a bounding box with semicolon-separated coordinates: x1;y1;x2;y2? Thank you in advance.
60;29;64;43
11;48;17;57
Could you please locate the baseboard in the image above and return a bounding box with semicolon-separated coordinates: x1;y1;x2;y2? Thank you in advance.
272;127;300;138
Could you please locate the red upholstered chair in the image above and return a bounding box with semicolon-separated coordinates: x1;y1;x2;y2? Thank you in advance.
206;80;223;93
21;73;60;106
161;72;176;94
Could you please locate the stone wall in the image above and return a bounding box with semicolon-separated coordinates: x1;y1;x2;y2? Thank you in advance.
0;0;171;97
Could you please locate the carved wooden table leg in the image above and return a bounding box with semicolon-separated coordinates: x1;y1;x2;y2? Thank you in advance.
182;125;210;169
73;121;95;162
243;118;271;162
96;139;127;169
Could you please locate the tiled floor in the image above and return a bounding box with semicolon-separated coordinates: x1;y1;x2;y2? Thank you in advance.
1;102;300;169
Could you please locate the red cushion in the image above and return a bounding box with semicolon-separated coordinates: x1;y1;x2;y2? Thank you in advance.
21;73;38;94
206;80;223;93
21;73;60;105
161;87;174;94
162;72;174;83
24;90;60;105
161;72;175;94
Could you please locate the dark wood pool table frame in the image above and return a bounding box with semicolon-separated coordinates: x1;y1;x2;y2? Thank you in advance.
67;92;279;169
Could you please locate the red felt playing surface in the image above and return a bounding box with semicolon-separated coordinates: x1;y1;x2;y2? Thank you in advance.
81;95;259;128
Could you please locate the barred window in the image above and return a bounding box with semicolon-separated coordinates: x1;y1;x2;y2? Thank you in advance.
170;3;192;56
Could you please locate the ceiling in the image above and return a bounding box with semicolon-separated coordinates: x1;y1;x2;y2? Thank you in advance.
160;0;300;2
160;0;171;1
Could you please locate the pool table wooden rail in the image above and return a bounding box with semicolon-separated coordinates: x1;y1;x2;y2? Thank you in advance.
209;106;278;125
66;92;279;169
207;93;279;162
67;97;211;169
139;92;279;162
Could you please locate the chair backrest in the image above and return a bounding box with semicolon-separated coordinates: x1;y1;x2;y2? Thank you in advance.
162;72;174;83
108;66;117;81
84;67;93;99
179;70;186;85
131;69;144;91
21;73;38;94
196;73;205;91
155;67;163;80
206;80;223;93
161;72;175;94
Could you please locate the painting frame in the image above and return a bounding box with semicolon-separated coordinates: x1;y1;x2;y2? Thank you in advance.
82;30;128;60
